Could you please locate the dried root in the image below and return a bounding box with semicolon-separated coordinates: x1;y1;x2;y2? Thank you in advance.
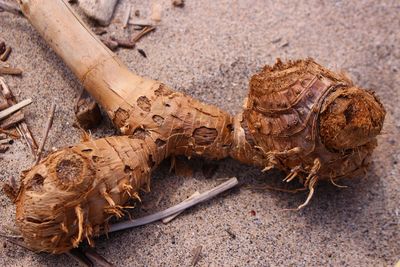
14;0;386;255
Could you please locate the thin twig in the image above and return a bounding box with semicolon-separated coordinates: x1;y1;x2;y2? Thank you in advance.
0;98;32;120
108;177;238;233
191;245;202;266
162;191;200;223
0;66;22;75
35;103;56;164
131;26;156;43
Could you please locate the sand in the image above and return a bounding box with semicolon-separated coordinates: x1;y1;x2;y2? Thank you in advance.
0;0;399;266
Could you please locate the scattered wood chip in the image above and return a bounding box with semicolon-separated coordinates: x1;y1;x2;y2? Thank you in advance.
191;245;202;266
108;177;238;233
137;48;147;58
0;66;22;75
35;103;56;164
111;37;135;49
100;37;118;51
122;4;131;29
162;191;200;224
0;98;32;121
0;111;24;129
17;123;38;156
74;90;102;129
172;0;185;7
78;0;118;26
0;46;11;61
151;3;162;22
0;138;12;145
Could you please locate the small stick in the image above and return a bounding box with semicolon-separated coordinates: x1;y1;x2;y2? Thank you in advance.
108;177;238;233
0;98;32;120
18;123;38;155
0;138;12;145
35;103;56;164
0;66;22;75
131;26;156;43
0;0;22;16
111;37;135;49
162;191;200;224
0;46;12;61
191;245;202;266
0;111;24;129
122;4;131;29
99;37;118;51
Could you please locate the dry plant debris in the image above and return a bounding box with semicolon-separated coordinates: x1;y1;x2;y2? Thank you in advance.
172;0;185;8
11;0;386;256
0;75;37;156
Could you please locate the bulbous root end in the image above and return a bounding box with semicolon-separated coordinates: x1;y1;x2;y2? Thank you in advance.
319;87;386;151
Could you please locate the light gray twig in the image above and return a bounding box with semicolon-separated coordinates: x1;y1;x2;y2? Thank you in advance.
109;177;238;233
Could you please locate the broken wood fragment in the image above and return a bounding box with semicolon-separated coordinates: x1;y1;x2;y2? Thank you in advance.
0;46;11;61
172;0;185;7
0;66;22;75
0;138;12;145
111;37;135;49
78;0;118;26
0;111;24;129
99;37;118;51
35;103;56;164
0;98;32;121
74;90;102;129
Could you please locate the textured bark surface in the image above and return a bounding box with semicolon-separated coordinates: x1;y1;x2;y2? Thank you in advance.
243;59;385;181
15;0;386;254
